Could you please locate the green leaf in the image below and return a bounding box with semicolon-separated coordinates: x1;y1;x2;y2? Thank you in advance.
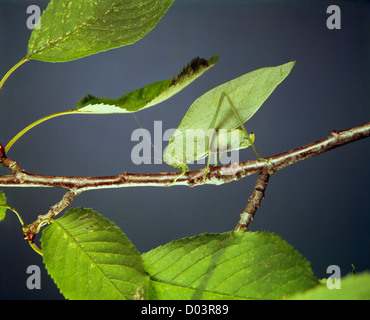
289;272;370;300
0;190;7;222
41;207;149;300
76;55;219;113
163;61;295;170
26;0;174;62
142;231;318;300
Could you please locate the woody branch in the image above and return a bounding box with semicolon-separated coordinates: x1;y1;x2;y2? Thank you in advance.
1;122;369;191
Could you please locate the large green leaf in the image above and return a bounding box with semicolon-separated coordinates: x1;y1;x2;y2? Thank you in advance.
289;272;370;300
0;190;7;222
163;61;295;170
142;231;318;300
41;207;149;300
76;55;219;113
26;0;174;62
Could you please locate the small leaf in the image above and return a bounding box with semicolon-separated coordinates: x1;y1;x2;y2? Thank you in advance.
27;0;174;62
142;231;318;300
0;190;7;222
289;272;370;300
163;61;295;170
4;55;218;154
41;207;149;300
76;55;219;113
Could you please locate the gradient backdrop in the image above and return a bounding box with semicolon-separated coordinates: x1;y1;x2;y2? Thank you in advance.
0;0;369;299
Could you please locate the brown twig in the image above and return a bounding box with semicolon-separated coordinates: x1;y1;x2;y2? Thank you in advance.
0;143;23;174
23;189;81;246
234;170;271;232
1;122;369;191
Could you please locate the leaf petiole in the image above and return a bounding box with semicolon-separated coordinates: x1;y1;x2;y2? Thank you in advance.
0;205;25;227
0;204;43;255
28;242;43;256
5;110;78;153
0;57;29;90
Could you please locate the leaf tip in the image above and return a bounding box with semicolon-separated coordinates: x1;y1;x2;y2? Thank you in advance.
287;60;296;70
170;54;219;87
207;54;220;65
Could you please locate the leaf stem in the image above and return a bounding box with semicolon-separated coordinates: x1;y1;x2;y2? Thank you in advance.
21;190;81;256
28;242;43;256
0;204;43;254
0;205;25;226
0;57;29;90
5;110;78;153
5;108;138;153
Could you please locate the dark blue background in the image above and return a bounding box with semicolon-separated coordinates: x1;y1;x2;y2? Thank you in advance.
0;0;369;299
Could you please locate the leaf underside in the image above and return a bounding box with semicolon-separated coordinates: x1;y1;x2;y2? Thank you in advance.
41;207;149;300
76;55;219;113
142;231;318;300
27;0;174;62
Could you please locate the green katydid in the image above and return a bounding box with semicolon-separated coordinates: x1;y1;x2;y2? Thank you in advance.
163;61;296;182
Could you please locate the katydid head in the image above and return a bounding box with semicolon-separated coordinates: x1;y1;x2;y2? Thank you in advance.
239;131;255;150
209;128;255;153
